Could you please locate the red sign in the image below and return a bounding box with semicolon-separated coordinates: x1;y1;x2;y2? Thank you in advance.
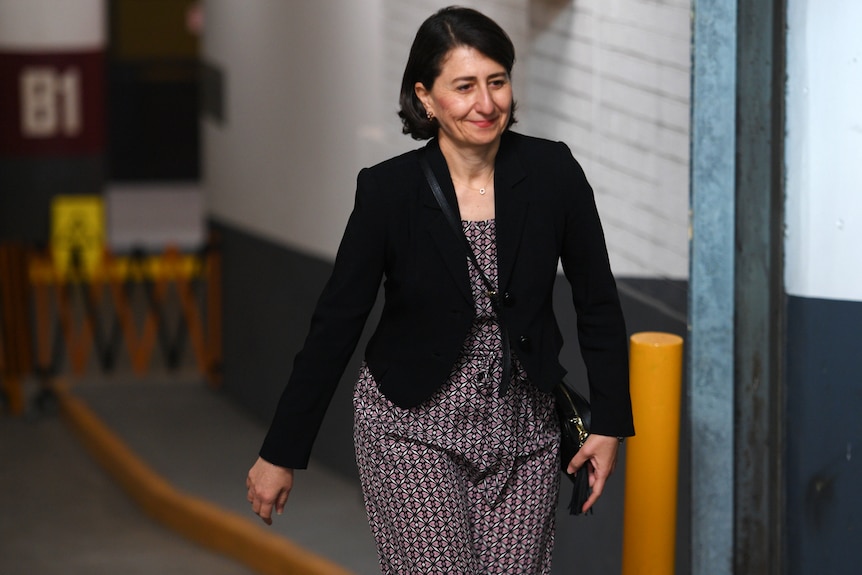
0;50;104;156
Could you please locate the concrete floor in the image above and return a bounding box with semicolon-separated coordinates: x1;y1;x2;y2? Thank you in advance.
0;376;380;575
0;398;255;575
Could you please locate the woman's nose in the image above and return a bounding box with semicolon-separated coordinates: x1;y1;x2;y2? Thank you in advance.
474;87;495;114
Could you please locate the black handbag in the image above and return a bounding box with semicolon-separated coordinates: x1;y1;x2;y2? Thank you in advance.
553;381;593;515
419;154;593;515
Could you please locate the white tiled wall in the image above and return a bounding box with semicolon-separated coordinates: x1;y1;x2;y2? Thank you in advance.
381;0;692;279
524;0;691;278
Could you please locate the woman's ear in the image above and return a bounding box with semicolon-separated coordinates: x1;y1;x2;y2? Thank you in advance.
414;82;431;113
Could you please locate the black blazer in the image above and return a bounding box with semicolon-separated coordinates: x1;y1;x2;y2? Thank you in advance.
260;131;634;469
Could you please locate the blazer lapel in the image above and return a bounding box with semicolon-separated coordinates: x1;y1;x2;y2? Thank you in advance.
494;135;528;294
420;141;474;305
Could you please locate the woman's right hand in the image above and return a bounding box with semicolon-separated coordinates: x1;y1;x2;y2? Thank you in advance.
246;457;294;525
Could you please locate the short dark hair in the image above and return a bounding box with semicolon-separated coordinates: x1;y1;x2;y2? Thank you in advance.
398;6;518;140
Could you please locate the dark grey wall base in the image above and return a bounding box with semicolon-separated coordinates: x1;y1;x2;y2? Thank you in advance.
211;220;381;482
785;295;862;575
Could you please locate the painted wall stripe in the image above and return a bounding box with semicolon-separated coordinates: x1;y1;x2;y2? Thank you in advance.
785;0;862;302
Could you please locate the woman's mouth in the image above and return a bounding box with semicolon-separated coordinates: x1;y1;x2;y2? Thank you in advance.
471;118;497;128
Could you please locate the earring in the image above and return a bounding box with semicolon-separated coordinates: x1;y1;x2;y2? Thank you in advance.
426;110;434;121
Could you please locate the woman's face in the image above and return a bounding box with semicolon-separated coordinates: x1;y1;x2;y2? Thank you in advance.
415;46;513;151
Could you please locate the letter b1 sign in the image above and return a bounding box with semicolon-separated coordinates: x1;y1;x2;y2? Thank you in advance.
0;50;104;156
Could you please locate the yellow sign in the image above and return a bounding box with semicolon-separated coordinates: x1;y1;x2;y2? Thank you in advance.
51;195;105;279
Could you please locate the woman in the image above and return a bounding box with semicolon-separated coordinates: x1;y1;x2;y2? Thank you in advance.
247;6;634;574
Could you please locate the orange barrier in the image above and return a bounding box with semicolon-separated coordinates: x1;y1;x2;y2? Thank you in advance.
0;243;33;414
621;331;684;575
26;242;222;386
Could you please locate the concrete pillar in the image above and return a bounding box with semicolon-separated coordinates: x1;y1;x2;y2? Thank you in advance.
689;1;736;573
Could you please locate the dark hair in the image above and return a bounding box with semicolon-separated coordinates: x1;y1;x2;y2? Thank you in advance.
398;6;518;140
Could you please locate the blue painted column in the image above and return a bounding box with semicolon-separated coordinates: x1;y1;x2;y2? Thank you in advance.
689;1;737;574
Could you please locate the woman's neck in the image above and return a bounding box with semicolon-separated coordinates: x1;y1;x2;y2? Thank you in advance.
438;136;499;183
437;135;499;222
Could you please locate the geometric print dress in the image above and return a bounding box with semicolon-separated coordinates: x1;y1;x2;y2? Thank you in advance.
353;219;562;575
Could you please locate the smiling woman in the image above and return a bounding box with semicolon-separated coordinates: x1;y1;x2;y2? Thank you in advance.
398;7;518;142
246;7;634;575
415;47;512;154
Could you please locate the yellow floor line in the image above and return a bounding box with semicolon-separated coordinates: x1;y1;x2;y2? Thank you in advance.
55;383;355;575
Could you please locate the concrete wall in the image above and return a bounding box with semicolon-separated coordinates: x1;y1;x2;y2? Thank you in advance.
523;0;691;278
203;0;387;259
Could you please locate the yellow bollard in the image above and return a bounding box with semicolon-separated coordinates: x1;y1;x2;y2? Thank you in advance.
621;332;684;575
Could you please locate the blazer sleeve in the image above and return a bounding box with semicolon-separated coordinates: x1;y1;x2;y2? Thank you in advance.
557;143;635;438
259;167;387;468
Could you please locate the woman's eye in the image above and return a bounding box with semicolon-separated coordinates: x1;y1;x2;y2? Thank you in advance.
456;84;472;92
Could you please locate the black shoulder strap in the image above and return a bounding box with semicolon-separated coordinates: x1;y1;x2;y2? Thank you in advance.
419;155;496;296
419;155;462;243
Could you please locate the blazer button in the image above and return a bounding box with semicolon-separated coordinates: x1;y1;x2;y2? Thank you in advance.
503;292;515;307
518;335;532;351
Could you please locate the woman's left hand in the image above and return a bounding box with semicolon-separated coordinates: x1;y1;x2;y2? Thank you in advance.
566;434;622;514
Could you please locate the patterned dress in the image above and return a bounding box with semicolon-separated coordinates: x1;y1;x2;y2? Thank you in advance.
353;219;561;575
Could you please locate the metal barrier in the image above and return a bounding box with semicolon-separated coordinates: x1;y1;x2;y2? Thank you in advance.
0;239;221;414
